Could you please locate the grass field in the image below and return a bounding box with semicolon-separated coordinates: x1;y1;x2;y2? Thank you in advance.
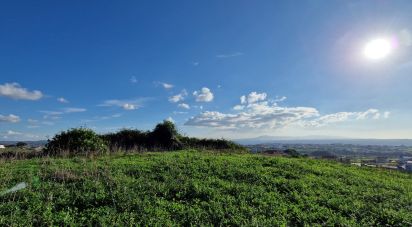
0;150;411;226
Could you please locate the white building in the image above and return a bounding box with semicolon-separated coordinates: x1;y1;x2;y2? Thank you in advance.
0;145;5;149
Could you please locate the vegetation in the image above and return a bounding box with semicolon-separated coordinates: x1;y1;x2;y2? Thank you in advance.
0;151;411;226
16;142;28;147
44;128;108;156
107;120;245;152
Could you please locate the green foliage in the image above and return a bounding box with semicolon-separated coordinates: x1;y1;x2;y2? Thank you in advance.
102;129;150;151
44;128;108;156
0;151;411;226
102;121;243;152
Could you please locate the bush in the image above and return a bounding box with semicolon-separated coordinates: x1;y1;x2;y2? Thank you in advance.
44;128;108;156
102;129;150;151
179;136;246;151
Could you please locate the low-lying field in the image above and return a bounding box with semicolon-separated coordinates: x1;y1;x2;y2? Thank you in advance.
0;150;411;226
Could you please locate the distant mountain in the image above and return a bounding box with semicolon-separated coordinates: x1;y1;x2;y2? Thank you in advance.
235;136;412;146
0;140;47;147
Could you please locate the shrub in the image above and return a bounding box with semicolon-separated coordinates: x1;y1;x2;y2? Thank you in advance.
102;129;150;151
44;128;108;156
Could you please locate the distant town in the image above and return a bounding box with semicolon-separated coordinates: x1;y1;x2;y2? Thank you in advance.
247;143;412;172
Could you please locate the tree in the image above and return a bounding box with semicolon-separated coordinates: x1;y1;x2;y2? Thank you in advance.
150;120;182;150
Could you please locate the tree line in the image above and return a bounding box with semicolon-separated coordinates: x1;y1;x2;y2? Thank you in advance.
44;120;245;156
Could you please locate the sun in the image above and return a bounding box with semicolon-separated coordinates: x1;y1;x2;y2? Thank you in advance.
363;38;392;60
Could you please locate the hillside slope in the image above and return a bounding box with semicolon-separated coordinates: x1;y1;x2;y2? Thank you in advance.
0;151;411;226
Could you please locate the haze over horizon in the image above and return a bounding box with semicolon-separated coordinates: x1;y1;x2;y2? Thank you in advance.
1;1;412;141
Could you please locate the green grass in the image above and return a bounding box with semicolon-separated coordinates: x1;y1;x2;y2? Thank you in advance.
0;150;411;226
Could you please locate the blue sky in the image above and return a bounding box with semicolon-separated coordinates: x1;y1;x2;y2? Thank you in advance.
1;0;412;140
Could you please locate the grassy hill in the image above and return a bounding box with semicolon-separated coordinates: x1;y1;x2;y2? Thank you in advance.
0;150;411;226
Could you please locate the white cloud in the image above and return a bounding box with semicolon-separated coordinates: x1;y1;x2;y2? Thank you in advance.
27;118;56;128
130;76;138;83
40;107;86;120
178;103;190;109
161;82;174;89
0;114;20;123
233;105;245;111
57;97;69;103
173;111;188;115
154;81;174;89
81;114;122;123
166;117;175;123
27;119;39;124
169;89;188;103
240;95;247;104
122;103;137;110
274;96;287;102
246;92;267;104
163;83;174;89
239;92;268;105
193;87;214;102
0;83;43;100
186;106;319;129
186;92;388;130
40;111;62;120
0;130;40;140
216;52;244;58
99;98;146;110
302;109;384;127
5;130;21;135
383;111;391;119
63;108;86;113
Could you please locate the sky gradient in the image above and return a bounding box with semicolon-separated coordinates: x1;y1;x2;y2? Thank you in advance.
1;0;412;140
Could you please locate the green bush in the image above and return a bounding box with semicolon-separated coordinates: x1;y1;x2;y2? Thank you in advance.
44;128;108;156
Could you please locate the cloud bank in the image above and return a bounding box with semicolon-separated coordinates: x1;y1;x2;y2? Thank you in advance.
0;83;43;100
185;92;389;130
0;114;20;123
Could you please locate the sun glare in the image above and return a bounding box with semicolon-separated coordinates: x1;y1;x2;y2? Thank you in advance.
364;38;392;60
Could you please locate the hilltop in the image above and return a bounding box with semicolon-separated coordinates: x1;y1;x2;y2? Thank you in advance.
0;151;411;226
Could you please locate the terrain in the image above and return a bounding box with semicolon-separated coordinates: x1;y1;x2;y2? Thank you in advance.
0;150;411;226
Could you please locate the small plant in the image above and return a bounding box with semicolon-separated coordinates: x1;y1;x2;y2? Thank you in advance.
44;128;108;156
